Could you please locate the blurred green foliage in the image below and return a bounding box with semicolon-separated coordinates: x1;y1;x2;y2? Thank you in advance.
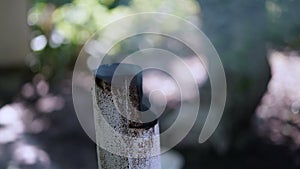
28;0;200;81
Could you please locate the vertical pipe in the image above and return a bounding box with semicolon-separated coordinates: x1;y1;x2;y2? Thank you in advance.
93;63;161;169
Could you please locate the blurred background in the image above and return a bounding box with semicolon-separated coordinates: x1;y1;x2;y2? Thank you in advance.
1;0;300;168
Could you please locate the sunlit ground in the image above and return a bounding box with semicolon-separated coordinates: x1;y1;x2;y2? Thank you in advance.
256;50;300;148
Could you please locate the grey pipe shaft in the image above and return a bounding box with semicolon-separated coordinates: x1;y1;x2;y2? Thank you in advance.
93;64;161;169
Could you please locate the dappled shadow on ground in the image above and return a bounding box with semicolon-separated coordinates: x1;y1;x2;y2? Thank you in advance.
0;73;97;169
1;51;300;169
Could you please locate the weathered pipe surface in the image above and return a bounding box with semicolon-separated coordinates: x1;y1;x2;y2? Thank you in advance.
93;63;161;169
